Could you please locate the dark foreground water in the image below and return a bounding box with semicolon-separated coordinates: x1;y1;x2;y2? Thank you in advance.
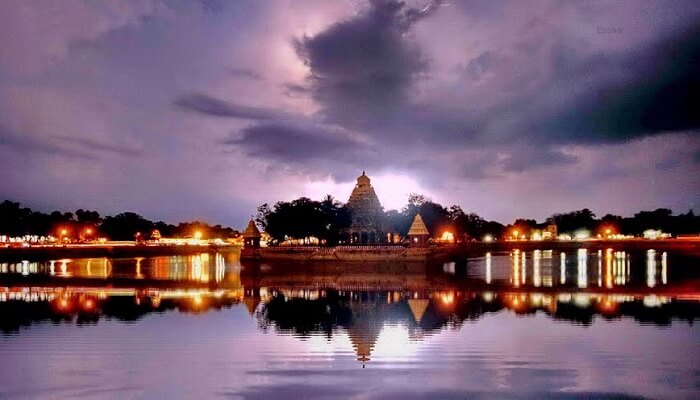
0;249;698;399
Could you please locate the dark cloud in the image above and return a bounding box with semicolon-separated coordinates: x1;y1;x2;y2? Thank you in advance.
53;135;142;157
0;125;140;159
500;147;577;173
293;0;440;127
537;25;700;143
174;93;288;120
225;121;374;166
0;126;91;159
396;22;700;155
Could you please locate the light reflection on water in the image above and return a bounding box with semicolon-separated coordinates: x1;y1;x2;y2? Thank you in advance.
0;249;698;399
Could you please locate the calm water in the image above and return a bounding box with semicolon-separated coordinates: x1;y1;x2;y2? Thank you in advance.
0;249;698;399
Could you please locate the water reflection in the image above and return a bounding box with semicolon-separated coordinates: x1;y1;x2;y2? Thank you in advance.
462;248;688;291
1;249;698;338
0;251;238;284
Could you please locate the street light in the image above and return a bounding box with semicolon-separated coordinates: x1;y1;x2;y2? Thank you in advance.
194;231;203;240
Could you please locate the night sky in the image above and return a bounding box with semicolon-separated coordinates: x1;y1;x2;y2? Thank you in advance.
1;0;698;228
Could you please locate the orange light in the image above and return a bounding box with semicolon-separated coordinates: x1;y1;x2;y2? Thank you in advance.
57;298;70;310
60;229;68;236
441;231;454;243
85;228;93;235
440;292;454;305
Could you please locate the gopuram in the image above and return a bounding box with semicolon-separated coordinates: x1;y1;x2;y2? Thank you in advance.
346;172;384;244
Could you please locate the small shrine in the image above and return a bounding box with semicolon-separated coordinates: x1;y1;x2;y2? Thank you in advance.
407;213;430;247
243;219;261;249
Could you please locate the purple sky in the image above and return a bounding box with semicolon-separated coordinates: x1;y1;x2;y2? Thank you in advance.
1;0;699;228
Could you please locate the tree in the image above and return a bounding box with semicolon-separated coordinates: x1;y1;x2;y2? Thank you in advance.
550;209;596;233
256;196;350;245
101;212;155;241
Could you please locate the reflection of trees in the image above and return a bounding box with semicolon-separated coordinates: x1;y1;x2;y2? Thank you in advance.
2;290;697;337
257;290;700;346
257;292;352;337
0;295;239;333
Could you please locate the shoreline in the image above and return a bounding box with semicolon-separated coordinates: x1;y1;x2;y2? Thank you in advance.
242;239;700;262
1;238;698;262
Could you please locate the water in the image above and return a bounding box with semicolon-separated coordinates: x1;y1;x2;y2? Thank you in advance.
0;249;698;399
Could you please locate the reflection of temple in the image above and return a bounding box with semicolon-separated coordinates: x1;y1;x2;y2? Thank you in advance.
347;303;383;363
255;289;700;365
346;172;384;244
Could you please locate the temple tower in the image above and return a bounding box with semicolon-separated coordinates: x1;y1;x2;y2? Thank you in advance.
346;171;384;244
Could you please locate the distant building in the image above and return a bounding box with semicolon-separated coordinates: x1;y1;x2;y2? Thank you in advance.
346;172;384;244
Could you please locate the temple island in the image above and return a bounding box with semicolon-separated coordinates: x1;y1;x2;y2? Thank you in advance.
241;172;453;262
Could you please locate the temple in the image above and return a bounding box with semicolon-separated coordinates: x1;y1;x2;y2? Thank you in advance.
346;172;384;244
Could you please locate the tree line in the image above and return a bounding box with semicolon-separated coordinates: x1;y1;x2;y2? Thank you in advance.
0;200;237;241
256;194;700;245
3;196;698;244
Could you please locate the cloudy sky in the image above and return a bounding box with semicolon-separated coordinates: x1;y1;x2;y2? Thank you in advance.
1;0;698;227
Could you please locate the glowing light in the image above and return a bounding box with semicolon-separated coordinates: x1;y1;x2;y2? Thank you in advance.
577;248;588;288
440;292;454;305
560;252;566;284
485;252;492;284
533;250;541;287
661;252;667;285
441;231;454;243
372;325;417;358
574;230;590;240
599;298;617;313
646;249;657;288
194;231;203;240
483;234;493;242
